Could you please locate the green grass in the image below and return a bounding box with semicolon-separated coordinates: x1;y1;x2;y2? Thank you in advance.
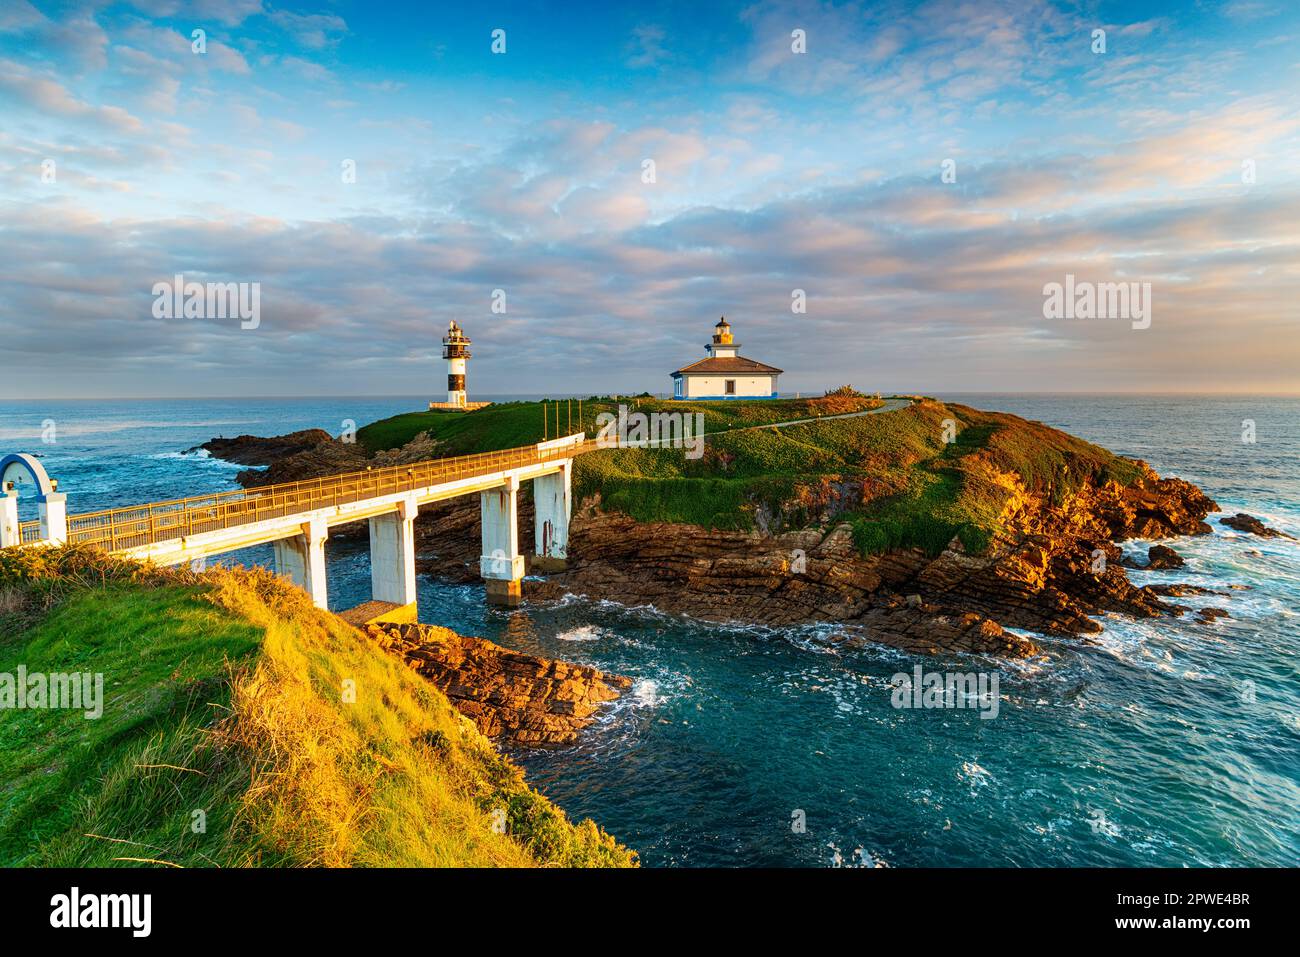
355;394;883;455
0;582;262;866
0;548;634;868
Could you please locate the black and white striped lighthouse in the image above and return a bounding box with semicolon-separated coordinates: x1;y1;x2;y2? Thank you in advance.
442;320;471;408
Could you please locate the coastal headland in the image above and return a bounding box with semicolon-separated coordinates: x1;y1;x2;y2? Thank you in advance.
206;393;1226;658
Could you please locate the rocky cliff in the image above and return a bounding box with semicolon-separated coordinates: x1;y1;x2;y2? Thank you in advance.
364;621;631;744
397;463;1216;659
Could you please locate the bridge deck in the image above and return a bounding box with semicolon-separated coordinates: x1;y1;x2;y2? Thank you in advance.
47;436;593;554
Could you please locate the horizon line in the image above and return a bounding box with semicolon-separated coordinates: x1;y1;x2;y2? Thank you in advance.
3;390;1300;402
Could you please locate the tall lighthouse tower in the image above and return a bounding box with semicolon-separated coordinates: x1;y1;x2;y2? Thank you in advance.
442;320;471;408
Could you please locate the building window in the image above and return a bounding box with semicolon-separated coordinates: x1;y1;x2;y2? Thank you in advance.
725;379;736;395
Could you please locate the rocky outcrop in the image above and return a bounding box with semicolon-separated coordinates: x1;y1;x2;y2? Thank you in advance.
238;431;445;489
514;464;1216;656
1146;583;1232;598
364;621;631;745
1146;545;1185;569
1219;513;1295;540
1122;544;1185;570
192;429;335;466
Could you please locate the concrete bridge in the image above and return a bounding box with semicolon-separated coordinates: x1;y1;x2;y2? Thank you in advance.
0;435;588;612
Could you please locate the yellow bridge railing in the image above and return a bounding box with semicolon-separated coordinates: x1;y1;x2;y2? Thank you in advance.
59;436;595;554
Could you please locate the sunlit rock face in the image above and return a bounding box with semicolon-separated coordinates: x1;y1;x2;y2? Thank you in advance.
364;621;631;745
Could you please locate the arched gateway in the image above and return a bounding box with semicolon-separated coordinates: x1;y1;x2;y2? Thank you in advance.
0;453;68;547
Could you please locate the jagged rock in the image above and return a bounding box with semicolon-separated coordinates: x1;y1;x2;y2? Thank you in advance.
191;429;335;466
1146;544;1185;569
364;621;631;745
1219;513;1295;540
1146;583;1231;598
1197;607;1230;623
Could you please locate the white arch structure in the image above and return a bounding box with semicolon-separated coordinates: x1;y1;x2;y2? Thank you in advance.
0;453;67;548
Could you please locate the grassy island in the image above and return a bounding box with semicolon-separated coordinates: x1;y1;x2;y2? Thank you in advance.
357;395;1143;557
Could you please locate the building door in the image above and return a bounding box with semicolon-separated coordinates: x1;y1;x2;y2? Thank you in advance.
725;379;736;395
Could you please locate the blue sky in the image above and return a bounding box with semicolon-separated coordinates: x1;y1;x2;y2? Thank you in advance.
1;0;1298;397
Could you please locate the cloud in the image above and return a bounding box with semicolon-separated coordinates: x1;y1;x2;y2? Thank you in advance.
3;151;1298;397
0;59;145;134
0;0;45;32
40;13;110;71
626;24;669;68
115;22;252;75
188;0;265;28
268;10;348;49
277;54;332;82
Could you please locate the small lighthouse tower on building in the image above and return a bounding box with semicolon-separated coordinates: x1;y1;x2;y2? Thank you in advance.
670;317;783;399
429;321;491;412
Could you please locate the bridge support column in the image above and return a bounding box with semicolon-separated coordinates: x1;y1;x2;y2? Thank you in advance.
369;495;418;608
0;492;18;548
273;516;329;610
532;462;571;573
38;493;67;545
480;476;525;606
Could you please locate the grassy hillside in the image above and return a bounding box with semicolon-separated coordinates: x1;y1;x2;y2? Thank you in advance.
0;547;634;868
355;394;883;455
575;399;1144;556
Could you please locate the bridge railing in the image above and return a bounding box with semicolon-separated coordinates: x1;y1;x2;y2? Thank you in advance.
62;435;595;553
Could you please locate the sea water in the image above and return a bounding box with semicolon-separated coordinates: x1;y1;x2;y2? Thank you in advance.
1;394;1296;867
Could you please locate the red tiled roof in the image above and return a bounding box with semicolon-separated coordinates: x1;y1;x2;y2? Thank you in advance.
672;355;784;376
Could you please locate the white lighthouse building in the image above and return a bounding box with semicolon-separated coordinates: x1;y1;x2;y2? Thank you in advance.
443;320;470;407
429;321;490;411
671;318;783;399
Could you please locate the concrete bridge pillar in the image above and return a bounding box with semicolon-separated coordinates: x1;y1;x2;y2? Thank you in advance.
369;494;418;608
480;475;525;606
273;515;329;610
38;493;67;545
0;492;18;548
532;462;571;572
